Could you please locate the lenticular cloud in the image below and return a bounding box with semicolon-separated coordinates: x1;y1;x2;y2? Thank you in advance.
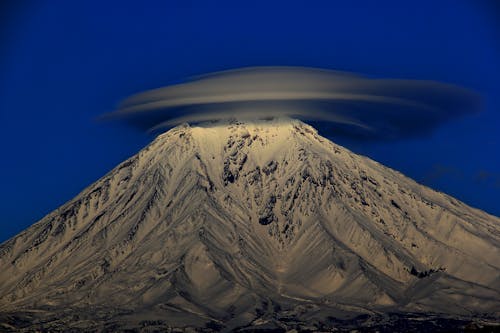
107;67;480;140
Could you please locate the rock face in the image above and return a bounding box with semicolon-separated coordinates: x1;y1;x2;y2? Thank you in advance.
0;119;499;331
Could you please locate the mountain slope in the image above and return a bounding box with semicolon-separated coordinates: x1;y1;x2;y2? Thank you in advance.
0;119;499;331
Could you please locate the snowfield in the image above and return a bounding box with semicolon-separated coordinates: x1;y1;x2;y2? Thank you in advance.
0;118;498;331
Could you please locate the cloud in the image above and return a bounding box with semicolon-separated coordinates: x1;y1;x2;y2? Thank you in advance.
422;165;500;191
475;170;500;188
422;164;463;184
106;66;481;140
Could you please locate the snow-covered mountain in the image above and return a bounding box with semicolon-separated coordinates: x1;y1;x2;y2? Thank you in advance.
0;119;499;331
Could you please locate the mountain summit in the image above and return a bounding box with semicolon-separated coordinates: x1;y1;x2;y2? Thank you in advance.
1;119;499;331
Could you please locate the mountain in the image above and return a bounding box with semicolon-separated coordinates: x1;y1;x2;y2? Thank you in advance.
0;119;499;332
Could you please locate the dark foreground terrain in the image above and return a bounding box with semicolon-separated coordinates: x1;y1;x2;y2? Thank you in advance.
0;309;498;333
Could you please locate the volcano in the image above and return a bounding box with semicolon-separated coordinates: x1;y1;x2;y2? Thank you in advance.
0;119;498;332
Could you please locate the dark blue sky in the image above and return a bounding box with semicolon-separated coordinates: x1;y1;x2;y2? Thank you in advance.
1;0;499;242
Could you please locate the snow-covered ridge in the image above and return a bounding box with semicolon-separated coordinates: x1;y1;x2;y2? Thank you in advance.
0;118;498;330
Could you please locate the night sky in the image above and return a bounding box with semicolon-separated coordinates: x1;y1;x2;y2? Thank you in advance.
1;0;499;242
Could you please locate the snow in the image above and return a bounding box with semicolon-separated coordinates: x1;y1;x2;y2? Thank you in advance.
0;118;498;330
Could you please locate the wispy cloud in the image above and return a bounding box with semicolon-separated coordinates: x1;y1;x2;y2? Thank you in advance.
422;165;500;190
422;164;463;184
475;170;500;188
105;66;481;140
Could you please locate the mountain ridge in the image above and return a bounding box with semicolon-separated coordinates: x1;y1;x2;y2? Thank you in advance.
0;118;498;331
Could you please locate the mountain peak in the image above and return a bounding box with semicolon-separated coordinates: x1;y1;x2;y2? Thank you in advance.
0;119;498;331
152;117;323;156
